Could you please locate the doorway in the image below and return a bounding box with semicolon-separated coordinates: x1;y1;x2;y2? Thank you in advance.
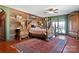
0;8;6;40
52;19;66;35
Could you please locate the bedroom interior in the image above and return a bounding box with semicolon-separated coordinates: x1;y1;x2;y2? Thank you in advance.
0;5;79;53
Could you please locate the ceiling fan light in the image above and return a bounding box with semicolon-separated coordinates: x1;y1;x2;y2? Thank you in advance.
48;11;54;14
44;11;54;14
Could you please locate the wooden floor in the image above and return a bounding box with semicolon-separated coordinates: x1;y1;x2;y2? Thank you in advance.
0;35;79;53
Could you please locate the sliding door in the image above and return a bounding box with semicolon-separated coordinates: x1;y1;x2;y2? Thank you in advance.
51;16;66;35
58;20;66;34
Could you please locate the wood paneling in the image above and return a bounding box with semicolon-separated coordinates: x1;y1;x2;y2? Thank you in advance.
68;12;79;33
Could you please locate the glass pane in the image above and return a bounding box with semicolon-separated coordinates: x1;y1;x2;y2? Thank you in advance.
51;19;66;34
59;21;65;34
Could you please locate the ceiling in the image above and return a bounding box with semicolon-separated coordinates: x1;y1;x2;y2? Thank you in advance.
6;5;79;17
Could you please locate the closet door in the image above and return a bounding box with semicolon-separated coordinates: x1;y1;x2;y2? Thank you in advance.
68;15;72;32
72;15;76;32
68;12;79;33
76;13;79;31
71;13;79;33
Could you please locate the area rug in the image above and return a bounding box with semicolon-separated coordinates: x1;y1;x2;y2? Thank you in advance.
52;39;67;53
11;38;67;53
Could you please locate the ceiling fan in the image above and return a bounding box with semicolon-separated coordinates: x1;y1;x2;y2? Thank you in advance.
44;8;58;14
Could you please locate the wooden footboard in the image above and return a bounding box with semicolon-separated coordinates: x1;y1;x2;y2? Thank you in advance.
29;32;47;39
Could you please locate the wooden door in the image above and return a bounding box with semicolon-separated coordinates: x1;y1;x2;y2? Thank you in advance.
68;15;73;32
0;9;6;40
72;13;79;32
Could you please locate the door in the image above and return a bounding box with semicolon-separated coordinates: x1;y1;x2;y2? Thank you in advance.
58;21;66;34
52;19;66;35
0;9;6;40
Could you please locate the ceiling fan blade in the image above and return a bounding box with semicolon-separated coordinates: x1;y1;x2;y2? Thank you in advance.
54;9;58;11
44;8;58;14
44;11;48;13
48;8;54;11
54;11;58;13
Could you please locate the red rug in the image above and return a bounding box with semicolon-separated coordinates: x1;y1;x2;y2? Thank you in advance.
11;38;67;53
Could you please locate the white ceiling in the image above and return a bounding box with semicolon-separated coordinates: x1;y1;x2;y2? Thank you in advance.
6;5;79;17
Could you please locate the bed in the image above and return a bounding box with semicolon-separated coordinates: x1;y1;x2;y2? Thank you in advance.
29;27;47;39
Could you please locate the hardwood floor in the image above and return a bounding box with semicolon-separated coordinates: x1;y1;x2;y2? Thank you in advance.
63;36;79;53
0;35;79;53
0;39;28;53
